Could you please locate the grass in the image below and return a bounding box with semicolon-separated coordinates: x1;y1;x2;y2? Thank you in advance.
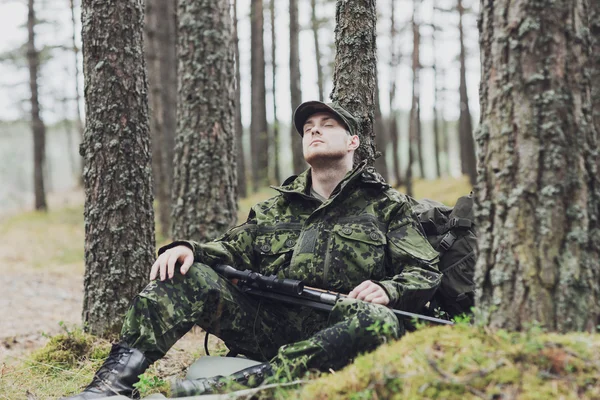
0;177;473;399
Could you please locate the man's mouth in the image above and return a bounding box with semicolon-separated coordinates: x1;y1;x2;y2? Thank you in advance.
310;140;324;145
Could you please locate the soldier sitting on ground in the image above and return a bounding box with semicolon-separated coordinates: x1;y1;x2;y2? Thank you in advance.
62;101;442;399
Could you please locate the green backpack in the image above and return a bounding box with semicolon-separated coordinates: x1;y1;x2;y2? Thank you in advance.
412;193;477;319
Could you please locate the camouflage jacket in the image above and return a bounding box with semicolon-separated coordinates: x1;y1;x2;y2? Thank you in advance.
160;162;441;313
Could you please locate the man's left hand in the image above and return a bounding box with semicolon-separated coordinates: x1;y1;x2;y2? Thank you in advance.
348;280;390;305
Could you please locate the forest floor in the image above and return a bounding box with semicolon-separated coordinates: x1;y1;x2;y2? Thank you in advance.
0;177;478;399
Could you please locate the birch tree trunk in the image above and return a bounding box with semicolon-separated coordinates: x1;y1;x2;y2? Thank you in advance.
330;0;377;164
80;0;155;336
476;0;600;332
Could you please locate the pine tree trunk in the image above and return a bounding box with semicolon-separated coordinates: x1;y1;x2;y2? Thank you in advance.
250;0;269;190
389;0;402;186
406;6;420;192
374;73;389;181
269;0;280;184
458;0;476;186
476;0;600;332
27;0;47;211
590;1;600;132
290;0;305;175
69;0;84;185
171;0;237;242
311;0;325;102
412;12;424;179
331;0;377;164
432;27;441;179
234;0;247;198
80;0;155;337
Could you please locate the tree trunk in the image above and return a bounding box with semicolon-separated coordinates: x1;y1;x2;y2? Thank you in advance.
171;0;237;242
290;0;305;175
330;0;377;165
590;1;600;132
158;0;177;238
269;0;280;184
412;11;424;179
234;0;247;198
80;0;155;337
69;0;84;185
250;0;269;190
389;0;402;186
458;0;476;186
406;6;420;193
311;0;325;102
476;0;600;332
374;73;389;181
145;0;176;240
27;0;47;211
432;26;441;179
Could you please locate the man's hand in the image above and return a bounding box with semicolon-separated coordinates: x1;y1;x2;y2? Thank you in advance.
347;280;390;306
150;246;194;281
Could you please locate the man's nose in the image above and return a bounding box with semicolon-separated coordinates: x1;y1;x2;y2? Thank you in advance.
309;126;322;136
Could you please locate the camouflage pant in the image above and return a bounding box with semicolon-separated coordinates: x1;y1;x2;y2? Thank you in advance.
121;263;403;377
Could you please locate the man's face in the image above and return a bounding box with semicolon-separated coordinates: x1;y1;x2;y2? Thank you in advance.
302;112;358;165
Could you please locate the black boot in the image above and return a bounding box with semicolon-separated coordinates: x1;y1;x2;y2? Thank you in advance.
60;343;151;400
169;362;273;398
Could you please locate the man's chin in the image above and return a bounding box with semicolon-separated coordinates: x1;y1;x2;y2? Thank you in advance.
304;151;346;167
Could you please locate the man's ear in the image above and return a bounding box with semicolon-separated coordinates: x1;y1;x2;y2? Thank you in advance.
348;135;360;151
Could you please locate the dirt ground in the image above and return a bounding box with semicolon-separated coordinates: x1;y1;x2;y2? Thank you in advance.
0;191;212;367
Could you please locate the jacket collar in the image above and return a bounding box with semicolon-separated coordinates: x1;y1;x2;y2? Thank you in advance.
272;160;389;198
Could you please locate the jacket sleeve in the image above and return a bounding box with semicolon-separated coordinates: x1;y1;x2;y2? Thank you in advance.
157;208;259;272
377;201;442;312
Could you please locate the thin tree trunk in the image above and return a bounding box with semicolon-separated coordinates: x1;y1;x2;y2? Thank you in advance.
80;0;155;337
290;0;305;175
269;0;280;184
458;0;476;185
476;0;600;332
412;12;424;179
374;73;389;180
311;0;324;102
389;0;402;186
234;0;247;198
171;0;237;242
331;0;377;164
406;6;420;193
27;0;47;211
431;23;441;179
69;0;84;184
250;0;269;190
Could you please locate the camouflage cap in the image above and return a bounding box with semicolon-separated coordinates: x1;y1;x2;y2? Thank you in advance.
293;101;359;137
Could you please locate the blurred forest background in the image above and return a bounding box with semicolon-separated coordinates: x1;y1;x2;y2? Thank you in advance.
0;0;479;218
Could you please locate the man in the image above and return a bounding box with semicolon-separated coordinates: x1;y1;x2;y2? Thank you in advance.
63;101;441;399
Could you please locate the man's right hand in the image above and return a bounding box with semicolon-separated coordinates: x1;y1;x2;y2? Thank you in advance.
150;245;194;281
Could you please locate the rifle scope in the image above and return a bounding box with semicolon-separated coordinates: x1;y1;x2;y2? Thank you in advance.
214;264;304;296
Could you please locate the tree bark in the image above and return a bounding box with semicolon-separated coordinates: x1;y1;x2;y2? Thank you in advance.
290;0;305;175
171;0;237;242
590;0;600;132
27;0;47;211
269;0;280;184
311;0;325;102
250;0;269;190
330;0;377;165
80;0;155;337
234;0;247;198
476;0;600;332
458;0;476;186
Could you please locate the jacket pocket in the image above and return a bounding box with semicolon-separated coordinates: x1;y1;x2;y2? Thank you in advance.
328;222;387;291
254;229;299;276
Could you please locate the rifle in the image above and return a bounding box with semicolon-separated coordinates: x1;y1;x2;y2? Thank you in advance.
214;264;453;326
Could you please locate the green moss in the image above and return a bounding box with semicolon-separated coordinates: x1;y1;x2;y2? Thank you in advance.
285;325;600;400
